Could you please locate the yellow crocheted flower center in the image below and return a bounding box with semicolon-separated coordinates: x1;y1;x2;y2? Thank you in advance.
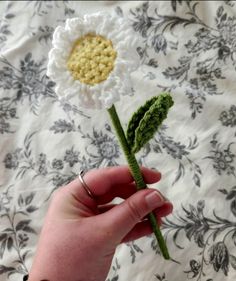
67;33;117;85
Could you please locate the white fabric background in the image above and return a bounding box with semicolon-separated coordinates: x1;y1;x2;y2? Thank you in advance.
0;1;236;281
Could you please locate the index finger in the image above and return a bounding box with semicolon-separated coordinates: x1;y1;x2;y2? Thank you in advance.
65;166;161;205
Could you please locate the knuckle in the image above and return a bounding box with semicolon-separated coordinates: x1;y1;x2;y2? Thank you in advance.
126;199;144;222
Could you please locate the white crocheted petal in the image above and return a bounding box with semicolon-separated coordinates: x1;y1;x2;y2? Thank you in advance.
47;63;64;82
55;84;68;98
48;48;68;68
121;77;133;95
83;13;105;34
77;86;100;109
99;89;119;109
52;26;71;50
65;17;83;32
54;73;75;97
47;12;140;109
65;18;84;42
97;16;117;36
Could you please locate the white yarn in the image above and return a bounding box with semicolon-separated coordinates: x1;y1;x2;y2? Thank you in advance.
47;12;140;109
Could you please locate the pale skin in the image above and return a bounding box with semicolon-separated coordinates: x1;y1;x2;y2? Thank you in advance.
28;166;173;281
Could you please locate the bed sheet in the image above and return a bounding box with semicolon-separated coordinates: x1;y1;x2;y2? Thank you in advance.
0;1;236;280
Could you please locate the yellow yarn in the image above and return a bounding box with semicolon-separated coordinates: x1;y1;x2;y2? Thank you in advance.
67;33;117;85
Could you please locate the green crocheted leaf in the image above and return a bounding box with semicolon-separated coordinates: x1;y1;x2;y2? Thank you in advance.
132;93;174;153
126;96;159;149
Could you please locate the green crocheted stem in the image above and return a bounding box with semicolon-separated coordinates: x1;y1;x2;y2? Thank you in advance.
107;105;170;260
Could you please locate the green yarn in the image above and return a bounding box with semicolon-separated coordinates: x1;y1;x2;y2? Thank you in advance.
107;105;146;189
127;93;174;154
107;104;170;259
126;96;158;149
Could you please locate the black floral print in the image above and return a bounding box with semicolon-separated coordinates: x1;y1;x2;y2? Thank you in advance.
0;2;15;50
131;2;151;38
205;133;235;176
165;200;210;249
126;241;143;264
140;125;201;187
208;241;229;275
50;119;77;133
1;1;236;281
155;272;169;281
184;200;209;248
51;159;64;170
219;185;236;219
3;149;21;169
83;126;120;168
219;105;236;128
130;2;236;119
0;97;18;134
64;147;79;167
152;34;167;55
0;53;88;133
32;25;55;45
184;259;201;278
0;186;12;213
106;258;120;281
0;53;56;114
25;0;75;18
163;191;236;279
3;132;78;189
224;0;235;7
130;1;179;64
2;128;120;189
0;186;39;278
50;121;121;168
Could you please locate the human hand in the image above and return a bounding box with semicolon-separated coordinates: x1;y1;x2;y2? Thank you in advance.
28;166;173;281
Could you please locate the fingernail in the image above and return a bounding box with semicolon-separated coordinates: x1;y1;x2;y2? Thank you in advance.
145;191;165;209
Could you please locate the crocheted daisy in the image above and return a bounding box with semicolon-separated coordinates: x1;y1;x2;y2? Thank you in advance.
47;12;139;109
47;11;174;260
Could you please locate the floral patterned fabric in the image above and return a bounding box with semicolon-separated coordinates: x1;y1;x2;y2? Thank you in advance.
0;1;236;281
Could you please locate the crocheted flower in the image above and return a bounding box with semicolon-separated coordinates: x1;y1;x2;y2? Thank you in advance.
47;12;140;109
47;11;173;260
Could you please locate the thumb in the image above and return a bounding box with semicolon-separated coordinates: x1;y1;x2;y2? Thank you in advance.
100;189;165;243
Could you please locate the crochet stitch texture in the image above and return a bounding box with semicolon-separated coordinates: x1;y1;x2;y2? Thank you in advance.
67;33;117;85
